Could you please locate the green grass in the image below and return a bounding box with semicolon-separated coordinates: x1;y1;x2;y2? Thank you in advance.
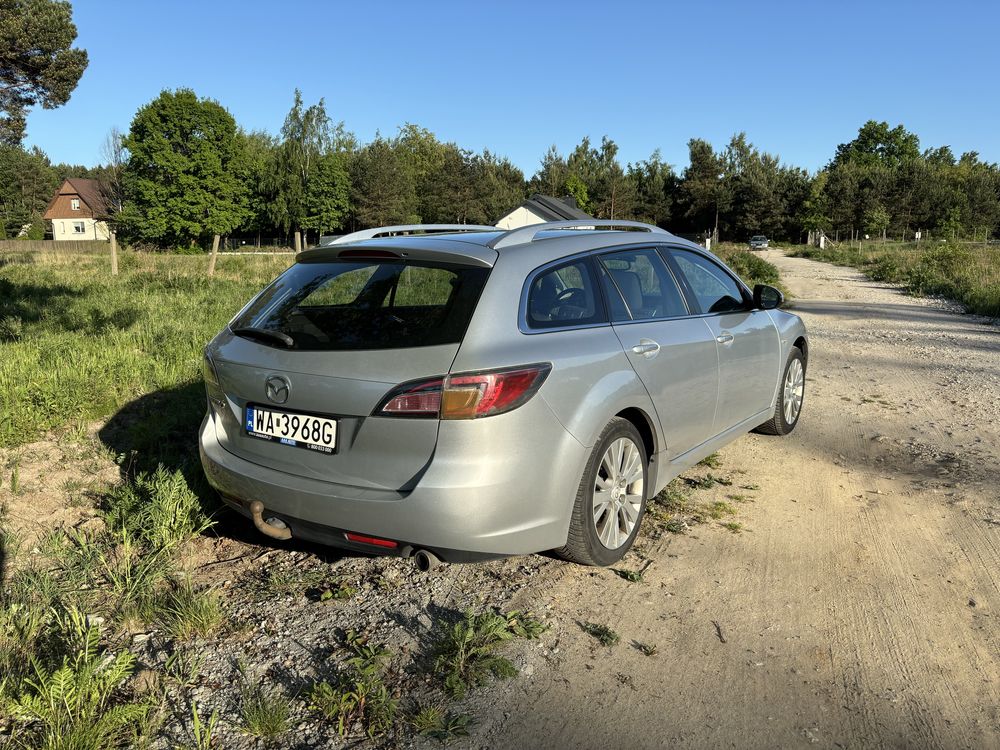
0;251;292;449
236;672;291;741
789;241;1000;317
158;579;223;640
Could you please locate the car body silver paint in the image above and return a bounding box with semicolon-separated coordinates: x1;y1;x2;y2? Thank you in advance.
200;226;808;559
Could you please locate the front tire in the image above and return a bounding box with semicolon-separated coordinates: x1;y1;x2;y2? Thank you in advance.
557;417;648;566
755;346;805;436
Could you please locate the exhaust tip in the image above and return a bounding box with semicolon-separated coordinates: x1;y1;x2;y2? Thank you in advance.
413;549;441;572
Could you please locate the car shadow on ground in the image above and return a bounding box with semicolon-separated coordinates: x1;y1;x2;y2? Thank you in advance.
97;380;375;561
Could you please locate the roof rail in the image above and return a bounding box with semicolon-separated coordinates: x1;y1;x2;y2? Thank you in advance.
488;220;669;249
323;224;498;246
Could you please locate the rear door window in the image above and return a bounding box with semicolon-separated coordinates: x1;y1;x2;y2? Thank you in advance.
597;248;688;321
526;259;606;329
668;249;747;314
231;260;489;350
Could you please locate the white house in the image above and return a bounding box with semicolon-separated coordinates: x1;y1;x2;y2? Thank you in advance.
44;178;111;241
495;194;593;229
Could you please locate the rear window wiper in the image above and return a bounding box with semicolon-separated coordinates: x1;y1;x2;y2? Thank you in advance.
231;326;295;349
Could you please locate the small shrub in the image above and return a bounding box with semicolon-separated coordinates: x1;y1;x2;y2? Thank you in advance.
431;609;545;698
411;705;473;744
6;609;154;748
697;452;723;469
580;622;619;647
612;568;643;583
103;466;213;551
308;632;396;738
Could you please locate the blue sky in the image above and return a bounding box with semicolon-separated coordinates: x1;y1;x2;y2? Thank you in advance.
23;0;1000;176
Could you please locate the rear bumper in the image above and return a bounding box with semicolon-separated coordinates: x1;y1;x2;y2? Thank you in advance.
198;398;588;560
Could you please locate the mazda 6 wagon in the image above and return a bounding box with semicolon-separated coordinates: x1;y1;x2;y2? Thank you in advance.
200;220;808;567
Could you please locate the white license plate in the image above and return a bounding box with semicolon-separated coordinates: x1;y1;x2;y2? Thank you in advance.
244;404;337;454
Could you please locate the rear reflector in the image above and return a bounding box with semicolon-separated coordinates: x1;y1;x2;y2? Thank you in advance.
374;363;551;419
377;377;444;417
344;532;398;548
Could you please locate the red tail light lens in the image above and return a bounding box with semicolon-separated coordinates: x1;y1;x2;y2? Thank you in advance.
374;364;551;419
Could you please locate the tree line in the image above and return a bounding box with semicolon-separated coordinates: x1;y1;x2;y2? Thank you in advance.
2;89;999;247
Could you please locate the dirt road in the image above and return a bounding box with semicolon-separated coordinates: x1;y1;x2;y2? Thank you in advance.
478;250;1000;749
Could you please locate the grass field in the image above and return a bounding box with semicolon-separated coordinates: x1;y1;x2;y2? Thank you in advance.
788;241;1000;318
0;251;293;451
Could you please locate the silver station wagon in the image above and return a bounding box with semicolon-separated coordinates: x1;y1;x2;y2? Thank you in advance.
200;221;808;568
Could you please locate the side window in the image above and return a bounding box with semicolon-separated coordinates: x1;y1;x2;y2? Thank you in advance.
527;259;605;329
597;248;688;321
670;249;747;314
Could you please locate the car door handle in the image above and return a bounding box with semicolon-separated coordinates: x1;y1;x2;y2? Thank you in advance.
631;339;661;358
716;333;735;345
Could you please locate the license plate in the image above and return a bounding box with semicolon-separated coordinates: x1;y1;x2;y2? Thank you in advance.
244;404;337;454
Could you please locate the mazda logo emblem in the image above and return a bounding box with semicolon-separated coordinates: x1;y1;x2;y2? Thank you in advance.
265;375;290;404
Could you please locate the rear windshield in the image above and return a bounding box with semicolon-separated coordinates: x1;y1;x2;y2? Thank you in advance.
231;260;489;350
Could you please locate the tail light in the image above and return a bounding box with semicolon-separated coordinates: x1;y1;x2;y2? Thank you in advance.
374;363;551;420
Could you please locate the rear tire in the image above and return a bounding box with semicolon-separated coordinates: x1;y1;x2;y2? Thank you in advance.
557;417;648;566
755;346;805;436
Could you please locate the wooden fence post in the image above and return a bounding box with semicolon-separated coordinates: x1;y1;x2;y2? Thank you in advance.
110;231;119;276
207;233;220;277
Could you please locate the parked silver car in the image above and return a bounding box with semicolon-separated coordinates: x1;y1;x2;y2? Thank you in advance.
749;235;769;250
200;221;807;567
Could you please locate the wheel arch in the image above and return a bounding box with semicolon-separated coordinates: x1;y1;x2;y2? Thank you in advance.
793;335;808;365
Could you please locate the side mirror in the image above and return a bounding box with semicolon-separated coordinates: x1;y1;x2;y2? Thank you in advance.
753;284;783;310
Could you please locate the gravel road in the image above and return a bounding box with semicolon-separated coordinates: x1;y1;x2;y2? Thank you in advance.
476;249;1000;749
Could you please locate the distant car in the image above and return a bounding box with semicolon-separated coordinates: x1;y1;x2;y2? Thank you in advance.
200;220;808;567
749;235;769;250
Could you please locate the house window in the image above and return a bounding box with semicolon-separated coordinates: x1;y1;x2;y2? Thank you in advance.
70;198;80;210
73;221;86;234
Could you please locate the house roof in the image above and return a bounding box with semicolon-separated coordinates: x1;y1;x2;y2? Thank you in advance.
43;178;109;219
521;194;592;221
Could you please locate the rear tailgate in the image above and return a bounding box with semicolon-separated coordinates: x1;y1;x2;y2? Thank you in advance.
205;250;491;491
209;338;457;490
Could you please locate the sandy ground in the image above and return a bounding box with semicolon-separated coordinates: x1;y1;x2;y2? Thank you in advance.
476;249;1000;749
